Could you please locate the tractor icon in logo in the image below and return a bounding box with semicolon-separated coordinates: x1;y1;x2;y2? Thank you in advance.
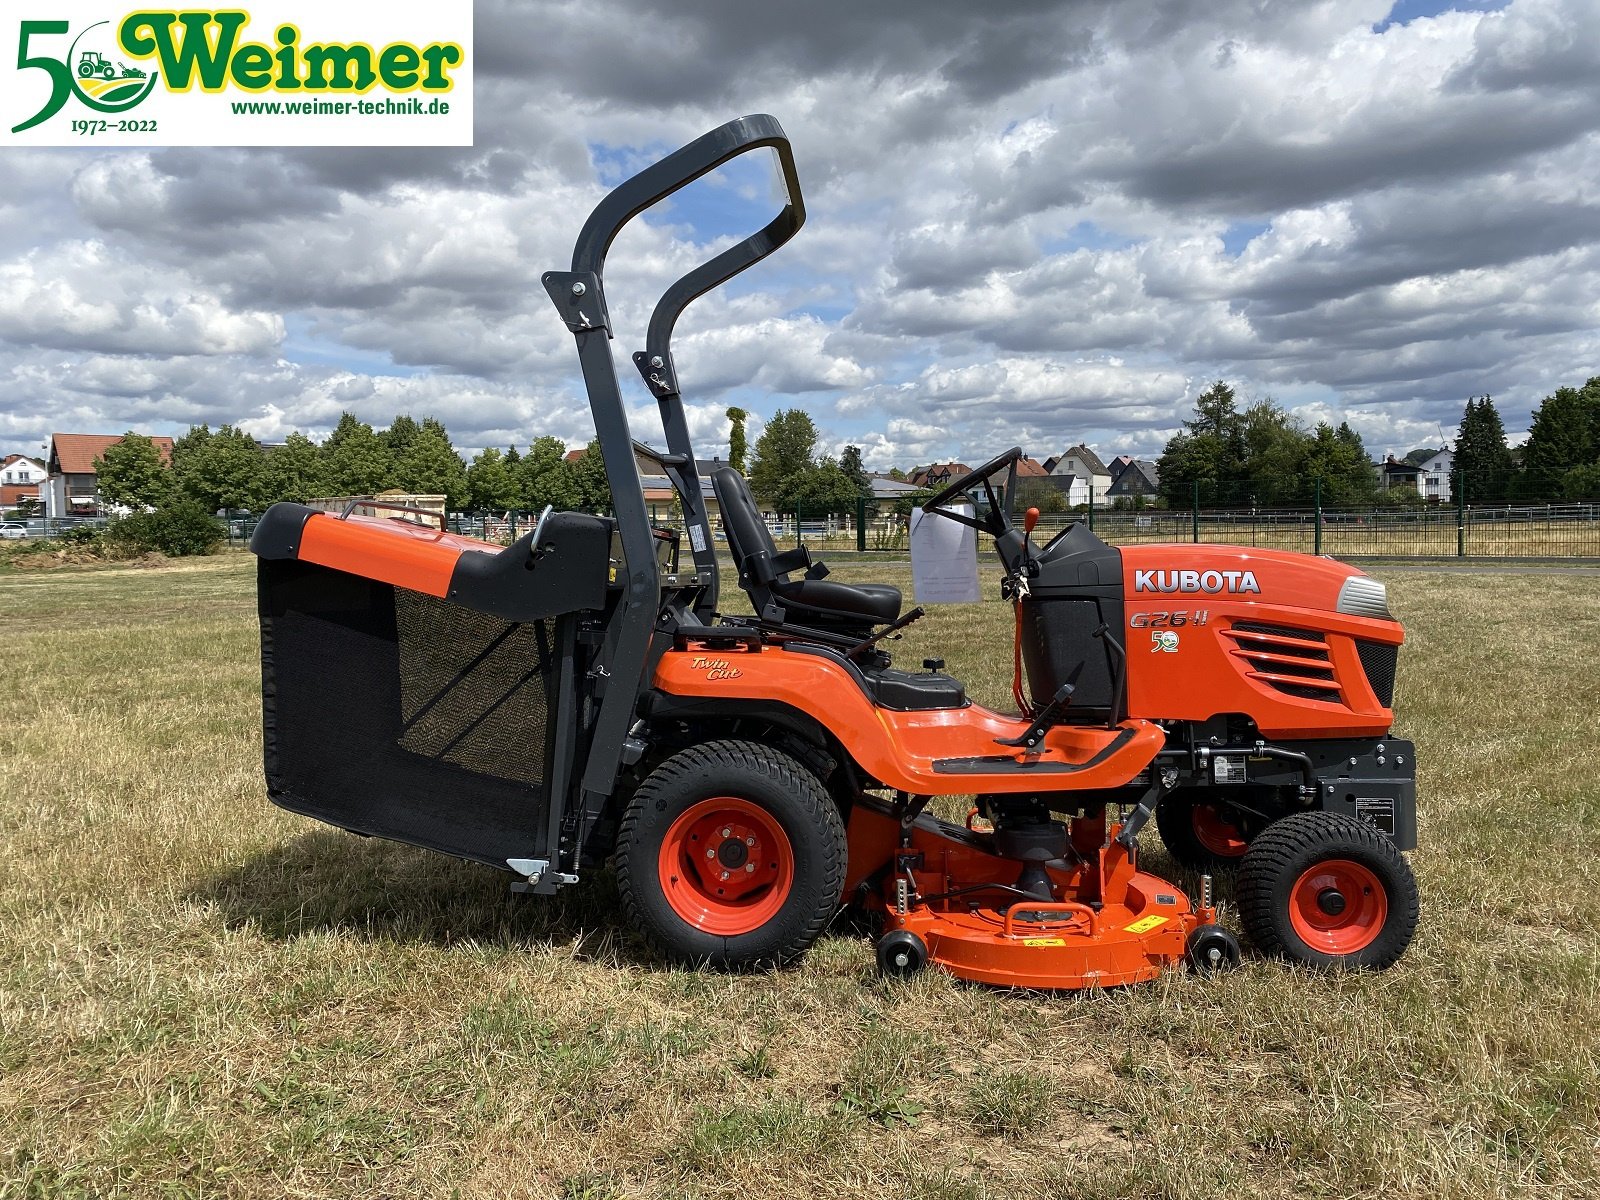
67;22;159;110
1151;630;1179;654
77;51;147;82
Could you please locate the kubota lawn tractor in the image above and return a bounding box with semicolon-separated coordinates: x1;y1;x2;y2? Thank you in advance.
249;115;1419;988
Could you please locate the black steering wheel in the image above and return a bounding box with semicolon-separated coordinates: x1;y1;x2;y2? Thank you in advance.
920;446;1023;537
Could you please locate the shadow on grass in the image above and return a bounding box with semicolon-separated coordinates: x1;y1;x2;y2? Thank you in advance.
191;827;642;961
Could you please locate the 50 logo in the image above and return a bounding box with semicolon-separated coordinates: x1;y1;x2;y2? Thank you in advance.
13;19;158;132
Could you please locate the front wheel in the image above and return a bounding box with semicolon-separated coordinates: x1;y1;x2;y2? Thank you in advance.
615;740;846;969
1237;811;1418;970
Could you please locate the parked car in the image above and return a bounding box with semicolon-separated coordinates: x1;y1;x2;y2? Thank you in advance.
0;522;29;539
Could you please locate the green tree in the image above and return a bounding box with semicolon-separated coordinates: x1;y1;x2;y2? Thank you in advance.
394;416;467;508
465;446;520;512
789;455;861;517
1378;482;1425;508
1562;462;1600;500
174;423;266;512
1333;423;1376;496
260;432;326;503
1156;381;1246;506
1453;396;1514;503
102;497;224;557
839;444;872;500
1305;422;1378;507
1239;399;1308;505
726;407;749;475
1015;476;1067;514
568;440;612;512
322;412;394;495
1520;376;1600;500
382;414;421;458
749;409;819;509
519;436;579;511
95;433;173;510
887;467;908;482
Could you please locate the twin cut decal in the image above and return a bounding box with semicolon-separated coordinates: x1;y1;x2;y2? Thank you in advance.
1134;568;1261;595
692;655;743;681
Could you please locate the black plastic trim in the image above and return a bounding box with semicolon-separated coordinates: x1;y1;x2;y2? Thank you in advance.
933;725;1138;775
248;501;316;560
445;511;613;623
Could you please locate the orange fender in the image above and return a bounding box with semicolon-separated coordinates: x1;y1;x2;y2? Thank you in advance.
654;643;1163;795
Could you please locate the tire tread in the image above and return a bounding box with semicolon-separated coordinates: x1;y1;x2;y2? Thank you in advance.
615;739;846;969
1237;810;1418;969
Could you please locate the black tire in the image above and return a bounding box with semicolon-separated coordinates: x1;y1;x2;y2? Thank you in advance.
1184;924;1242;976
1237;811;1418;970
1155;789;1255;872
616;739;846;969
876;929;928;979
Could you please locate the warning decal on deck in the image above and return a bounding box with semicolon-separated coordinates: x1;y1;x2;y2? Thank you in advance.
1124;914;1169;934
1023;938;1066;947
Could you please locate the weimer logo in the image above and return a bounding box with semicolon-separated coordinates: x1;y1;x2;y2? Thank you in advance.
1134;568;1261;595
4;4;472;147
118;13;462;95
12;19;161;131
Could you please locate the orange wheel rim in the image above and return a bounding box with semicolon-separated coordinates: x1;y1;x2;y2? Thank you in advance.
1289;858;1387;954
657;797;795;936
1191;803;1248;858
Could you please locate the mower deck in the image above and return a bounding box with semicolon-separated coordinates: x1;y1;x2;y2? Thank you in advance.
850;802;1208;990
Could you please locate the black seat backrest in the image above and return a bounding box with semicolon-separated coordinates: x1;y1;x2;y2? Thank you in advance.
711;465;899;633
712;466;780;585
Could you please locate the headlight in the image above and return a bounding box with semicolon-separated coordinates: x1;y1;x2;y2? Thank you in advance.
1336;575;1393;621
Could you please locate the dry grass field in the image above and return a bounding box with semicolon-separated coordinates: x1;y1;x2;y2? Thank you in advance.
3;552;1599;1199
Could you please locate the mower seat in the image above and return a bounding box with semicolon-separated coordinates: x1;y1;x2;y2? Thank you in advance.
712;466;902;630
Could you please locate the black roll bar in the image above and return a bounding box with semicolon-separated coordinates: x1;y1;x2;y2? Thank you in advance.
541;114;805;835
630;128;806;618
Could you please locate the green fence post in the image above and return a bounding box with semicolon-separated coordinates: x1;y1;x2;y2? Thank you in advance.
1088;482;1095;531
856;496;867;552
1456;470;1466;558
509;511;517;541
1314;479;1322;556
1191;481;1200;544
795;504;803;549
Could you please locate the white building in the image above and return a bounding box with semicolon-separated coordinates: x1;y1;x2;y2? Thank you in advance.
1418;448;1453;503
1046;444;1113;507
1;454;46;487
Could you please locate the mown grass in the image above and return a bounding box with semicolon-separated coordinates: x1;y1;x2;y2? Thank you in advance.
2;554;1598;1198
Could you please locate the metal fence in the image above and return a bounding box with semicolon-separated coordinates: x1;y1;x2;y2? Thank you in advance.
195;480;1600;561
430;496;1600;560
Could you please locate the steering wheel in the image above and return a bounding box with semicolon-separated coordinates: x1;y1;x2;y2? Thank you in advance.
920;446;1024;537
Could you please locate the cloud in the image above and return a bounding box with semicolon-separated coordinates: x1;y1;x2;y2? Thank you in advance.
0;242;282;357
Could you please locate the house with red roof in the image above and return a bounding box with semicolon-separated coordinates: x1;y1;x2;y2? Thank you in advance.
1;454;47;511
44;433;175;518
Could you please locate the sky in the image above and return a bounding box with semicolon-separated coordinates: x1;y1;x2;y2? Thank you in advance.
4;0;1597;471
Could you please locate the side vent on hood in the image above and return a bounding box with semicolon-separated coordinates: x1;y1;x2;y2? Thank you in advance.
1223;621;1340;702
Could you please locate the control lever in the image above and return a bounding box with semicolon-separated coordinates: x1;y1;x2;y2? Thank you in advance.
1115;784;1162;850
994;681;1075;750
843;605;925;660
1021;505;1040;573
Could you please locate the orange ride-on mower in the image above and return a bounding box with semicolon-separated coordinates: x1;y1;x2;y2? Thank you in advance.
248;115;1419;988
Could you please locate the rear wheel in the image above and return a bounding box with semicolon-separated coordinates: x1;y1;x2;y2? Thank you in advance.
616;740;846;969
1237;811;1418;970
1156;790;1253;871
